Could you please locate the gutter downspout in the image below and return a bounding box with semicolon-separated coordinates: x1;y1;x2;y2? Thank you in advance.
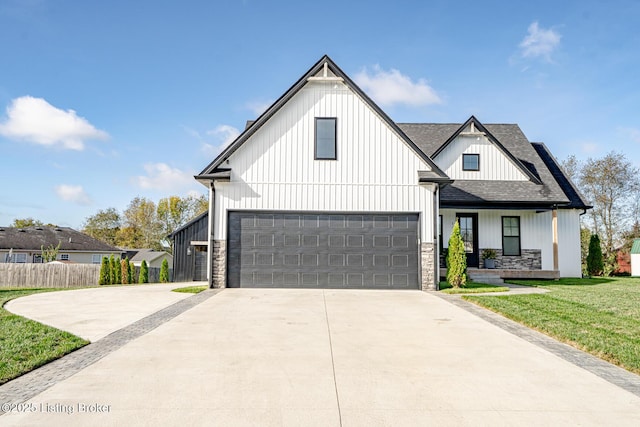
433;185;440;291
207;182;215;288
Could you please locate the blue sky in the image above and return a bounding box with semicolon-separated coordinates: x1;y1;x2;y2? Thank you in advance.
1;0;639;228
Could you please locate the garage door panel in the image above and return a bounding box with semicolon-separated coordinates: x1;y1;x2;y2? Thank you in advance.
227;212;419;289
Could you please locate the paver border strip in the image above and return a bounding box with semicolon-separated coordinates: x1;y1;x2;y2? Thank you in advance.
0;289;220;411
436;292;640;398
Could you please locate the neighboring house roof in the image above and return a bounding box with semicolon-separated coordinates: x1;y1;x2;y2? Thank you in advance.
0;227;122;252
399;121;573;208
129;249;172;264
196;54;449;182
631;239;640;254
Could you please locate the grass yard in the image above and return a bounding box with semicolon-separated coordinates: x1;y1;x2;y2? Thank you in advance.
172;285;208;294
439;281;509;294
464;277;640;374
0;288;89;385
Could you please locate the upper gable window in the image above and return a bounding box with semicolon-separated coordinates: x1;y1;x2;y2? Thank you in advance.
315;118;337;160
462;154;479;171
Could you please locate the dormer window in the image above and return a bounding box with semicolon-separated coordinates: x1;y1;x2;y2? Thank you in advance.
315;118;337;160
462;154;479;171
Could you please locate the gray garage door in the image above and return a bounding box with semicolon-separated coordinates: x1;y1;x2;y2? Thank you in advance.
227;212;419;289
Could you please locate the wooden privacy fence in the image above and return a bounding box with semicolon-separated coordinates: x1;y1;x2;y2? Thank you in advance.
0;264;174;288
0;264;101;288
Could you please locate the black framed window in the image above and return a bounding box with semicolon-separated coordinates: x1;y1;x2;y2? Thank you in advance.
315;118;337;160
462;153;480;171
502;216;521;256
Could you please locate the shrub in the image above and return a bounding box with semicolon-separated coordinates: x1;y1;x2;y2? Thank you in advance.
127;259;134;284
446;219;467;288
114;257;122;285
120;259;129;284
587;234;604;276
109;255;118;285
99;256;111;285
159;258;170;283
139;260;149;284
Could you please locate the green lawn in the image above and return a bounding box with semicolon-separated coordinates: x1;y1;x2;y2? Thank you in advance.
439;281;509;294
172;285;208;294
0;288;89;385
464;277;640;374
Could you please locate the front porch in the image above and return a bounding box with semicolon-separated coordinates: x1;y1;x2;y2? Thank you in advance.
439;267;560;284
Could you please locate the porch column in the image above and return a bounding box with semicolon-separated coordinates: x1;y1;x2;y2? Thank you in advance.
552;208;559;270
207;182;215;288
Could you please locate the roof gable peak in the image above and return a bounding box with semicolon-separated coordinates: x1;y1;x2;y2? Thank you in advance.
197;55;448;180
432;116;542;185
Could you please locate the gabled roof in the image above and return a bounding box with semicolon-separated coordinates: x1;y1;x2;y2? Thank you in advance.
197;55;448;181
531;143;591;210
129;249;172;264
0;227;122;252
399;120;572;208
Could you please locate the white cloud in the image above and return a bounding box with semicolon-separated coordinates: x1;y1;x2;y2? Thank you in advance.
207;124;240;147
619;127;640;144
519;22;561;61
354;65;441;107
0;96;108;150
54;185;92;206
581;142;599;153
134;163;195;192
245;100;272;117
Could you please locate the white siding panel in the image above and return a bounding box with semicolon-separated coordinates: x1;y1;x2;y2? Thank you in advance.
215;183;433;240
440;208;582;276
440;209;554;270
557;210;583;277
214;80;435;241
436;135;528;181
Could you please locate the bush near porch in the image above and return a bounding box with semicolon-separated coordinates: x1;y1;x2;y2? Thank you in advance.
464;277;640;375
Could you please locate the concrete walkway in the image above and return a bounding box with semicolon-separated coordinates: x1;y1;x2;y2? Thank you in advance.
1;288;640;426
4;283;202;341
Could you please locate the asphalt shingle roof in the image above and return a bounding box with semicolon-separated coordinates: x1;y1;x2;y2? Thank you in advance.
0;227;122;252
398;122;573;207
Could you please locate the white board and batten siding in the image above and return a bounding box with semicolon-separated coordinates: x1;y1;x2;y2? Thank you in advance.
435;133;528;181
440;208;582;277
214;80;436;240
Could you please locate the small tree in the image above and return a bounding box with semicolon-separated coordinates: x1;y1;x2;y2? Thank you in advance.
114;257;122;285
41;242;61;263
446;219;467;288
109;255;118;284
120;259;129;284
139;260;149;284
99;256;111;285
586;234;604;276
127;258;134;284
159;258;170;283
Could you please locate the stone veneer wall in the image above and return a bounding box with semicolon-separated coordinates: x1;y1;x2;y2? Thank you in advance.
421;242;436;291
211;240;226;288
490;249;542;270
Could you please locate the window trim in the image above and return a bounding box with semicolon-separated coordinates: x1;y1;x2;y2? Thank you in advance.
314;117;337;160
59;253;70;261
462;153;480;171
501;216;521;256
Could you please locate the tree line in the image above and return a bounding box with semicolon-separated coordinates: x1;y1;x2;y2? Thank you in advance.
562;151;640;276
83;194;208;253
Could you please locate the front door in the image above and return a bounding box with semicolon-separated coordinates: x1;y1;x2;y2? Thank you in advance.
456;213;479;267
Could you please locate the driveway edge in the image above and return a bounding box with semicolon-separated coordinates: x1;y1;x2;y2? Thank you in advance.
0;289;221;411
435;292;640;398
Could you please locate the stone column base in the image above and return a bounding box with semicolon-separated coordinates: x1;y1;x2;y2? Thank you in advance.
211;240;226;288
421;242;436;291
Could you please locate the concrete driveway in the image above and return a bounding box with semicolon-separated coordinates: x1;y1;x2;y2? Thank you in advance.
1;288;640;426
